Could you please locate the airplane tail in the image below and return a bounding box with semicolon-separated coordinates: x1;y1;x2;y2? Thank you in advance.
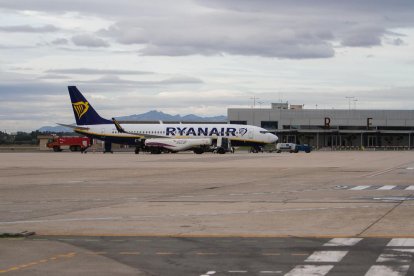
68;86;112;125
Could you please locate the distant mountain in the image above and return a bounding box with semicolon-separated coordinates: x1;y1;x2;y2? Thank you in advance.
37;125;74;133
116;110;227;122
38;111;227;132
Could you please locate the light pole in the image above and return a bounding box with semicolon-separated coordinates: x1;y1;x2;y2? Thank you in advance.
250;96;260;108
345;96;355;111
353;98;358;110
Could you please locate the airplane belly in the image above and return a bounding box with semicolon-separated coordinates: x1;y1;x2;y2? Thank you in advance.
145;138;211;152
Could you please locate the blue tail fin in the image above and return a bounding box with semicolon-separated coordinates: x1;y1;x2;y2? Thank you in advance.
68;86;112;125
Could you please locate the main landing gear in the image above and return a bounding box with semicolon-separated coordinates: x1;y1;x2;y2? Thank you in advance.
103;141;113;154
249;145;263;153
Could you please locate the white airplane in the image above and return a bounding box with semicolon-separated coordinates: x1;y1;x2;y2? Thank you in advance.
63;86;278;154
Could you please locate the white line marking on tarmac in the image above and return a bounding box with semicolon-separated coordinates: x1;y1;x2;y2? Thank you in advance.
350;186;370;190
387;238;414;247
305;251;348;262
200;271;216;276
393;249;414;253
323;238;362;247
119;252;140;255
407;168;414;170
228;271;247;273
366;168;395;178
285;265;333;276
364;265;409;276
377;185;396;190
405;185;414;190
377;252;411;263
373;196;414;201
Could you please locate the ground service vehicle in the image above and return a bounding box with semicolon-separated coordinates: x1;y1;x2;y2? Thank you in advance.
295;144;312;153
276;143;296;153
47;136;91;152
276;143;312;153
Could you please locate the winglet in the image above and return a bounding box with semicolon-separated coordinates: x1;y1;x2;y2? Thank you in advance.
112;118;126;133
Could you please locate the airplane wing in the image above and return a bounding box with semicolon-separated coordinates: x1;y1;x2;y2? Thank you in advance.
111;118;164;138
57;123;90;130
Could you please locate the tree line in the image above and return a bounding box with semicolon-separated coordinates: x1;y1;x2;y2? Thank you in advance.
0;131;74;145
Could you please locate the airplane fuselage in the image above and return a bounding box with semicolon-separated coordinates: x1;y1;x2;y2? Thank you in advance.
75;123;277;147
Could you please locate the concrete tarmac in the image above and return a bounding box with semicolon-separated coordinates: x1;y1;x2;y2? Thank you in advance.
1;151;414;237
3;236;414;275
1;151;414;275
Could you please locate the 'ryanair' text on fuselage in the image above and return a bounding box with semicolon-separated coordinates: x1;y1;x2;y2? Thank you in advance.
166;127;242;137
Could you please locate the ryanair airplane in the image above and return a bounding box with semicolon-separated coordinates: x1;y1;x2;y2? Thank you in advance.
64;86;278;154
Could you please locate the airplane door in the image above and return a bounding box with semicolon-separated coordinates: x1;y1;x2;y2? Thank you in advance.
248;130;253;139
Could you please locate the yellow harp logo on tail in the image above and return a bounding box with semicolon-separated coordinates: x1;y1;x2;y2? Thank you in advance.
72;101;89;119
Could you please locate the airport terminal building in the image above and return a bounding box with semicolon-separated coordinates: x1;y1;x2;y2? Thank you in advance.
228;103;414;149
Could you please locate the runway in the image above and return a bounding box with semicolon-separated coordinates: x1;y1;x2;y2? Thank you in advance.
1;151;414;275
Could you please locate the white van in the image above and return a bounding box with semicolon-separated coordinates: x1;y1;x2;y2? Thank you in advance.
276;143;296;153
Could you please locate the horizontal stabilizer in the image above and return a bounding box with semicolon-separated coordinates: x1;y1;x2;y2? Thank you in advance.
57;123;90;130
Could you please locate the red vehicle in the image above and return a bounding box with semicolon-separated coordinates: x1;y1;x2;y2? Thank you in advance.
47;136;91;152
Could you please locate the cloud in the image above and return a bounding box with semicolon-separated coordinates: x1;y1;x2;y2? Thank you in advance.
97;0;414;58
81;75;204;86
71;34;109;47
159;76;204;85
51;38;68;45
340;26;385;47
0;24;59;32
0;83;67;99
1;1;413;58
101;13;336;59
46;68;153;75
0;44;34;49
391;38;404;46
37;74;70;80
0;1;414;131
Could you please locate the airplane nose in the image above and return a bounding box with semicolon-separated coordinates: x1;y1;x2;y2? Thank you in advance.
268;133;278;143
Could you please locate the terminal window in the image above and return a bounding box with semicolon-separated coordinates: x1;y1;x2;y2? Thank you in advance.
261;121;278;130
230;121;247;125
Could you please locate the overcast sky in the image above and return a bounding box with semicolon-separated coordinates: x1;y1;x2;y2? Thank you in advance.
0;0;414;131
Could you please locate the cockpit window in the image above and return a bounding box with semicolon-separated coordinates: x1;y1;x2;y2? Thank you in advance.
260;131;270;134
